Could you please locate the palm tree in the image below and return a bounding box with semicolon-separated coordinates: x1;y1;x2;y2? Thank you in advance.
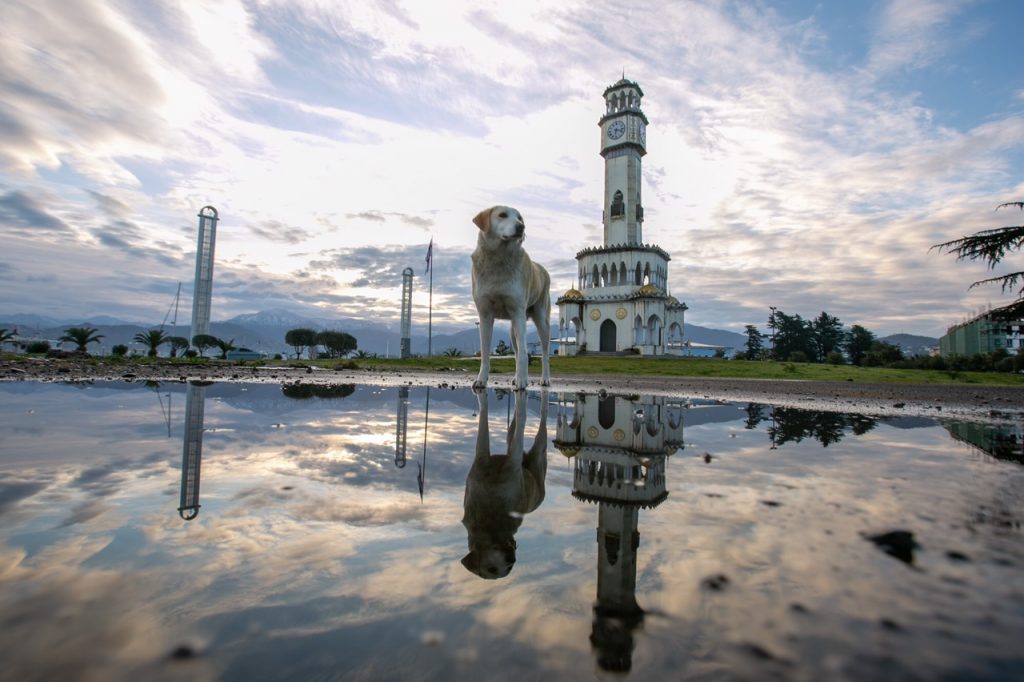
60;326;104;353
133;329;170;357
442;347;464;357
933;201;1024;319
214;337;236;359
0;328;15;351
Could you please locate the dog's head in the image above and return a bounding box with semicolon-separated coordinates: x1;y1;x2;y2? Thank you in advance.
473;205;525;244
461;544;516;580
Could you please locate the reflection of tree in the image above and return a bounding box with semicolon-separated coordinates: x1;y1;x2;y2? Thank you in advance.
743;403;764;430
944;421;1024;465
281;383;356;400
743;404;878;448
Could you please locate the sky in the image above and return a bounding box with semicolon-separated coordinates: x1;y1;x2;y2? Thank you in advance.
1;0;1023;338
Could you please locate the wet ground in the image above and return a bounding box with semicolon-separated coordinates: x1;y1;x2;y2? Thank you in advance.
0;380;1022;681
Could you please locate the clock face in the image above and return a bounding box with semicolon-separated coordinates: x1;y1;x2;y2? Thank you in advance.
607;120;626;140
638;125;646;146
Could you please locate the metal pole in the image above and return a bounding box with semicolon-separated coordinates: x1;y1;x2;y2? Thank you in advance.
428;261;433;356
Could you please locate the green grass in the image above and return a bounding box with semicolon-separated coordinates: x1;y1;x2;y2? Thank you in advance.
347;355;1024;387
3;352;1022;388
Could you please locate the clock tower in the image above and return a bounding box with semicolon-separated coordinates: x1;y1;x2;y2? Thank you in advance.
599;79;647;246
556;77;687;358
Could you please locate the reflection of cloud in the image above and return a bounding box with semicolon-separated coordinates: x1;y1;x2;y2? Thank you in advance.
56;499;109;528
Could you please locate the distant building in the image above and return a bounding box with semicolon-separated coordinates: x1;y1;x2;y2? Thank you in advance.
557;78;687;356
939;312;1024;356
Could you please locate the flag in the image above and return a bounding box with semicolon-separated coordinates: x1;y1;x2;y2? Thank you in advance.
424;237;433;275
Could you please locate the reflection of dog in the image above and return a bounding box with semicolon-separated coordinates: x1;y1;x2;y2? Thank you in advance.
471;205;551;391
462;390;548;579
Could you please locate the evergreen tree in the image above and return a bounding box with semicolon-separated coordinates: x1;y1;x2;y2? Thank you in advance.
811;312;845;362
845;325;875;366
742;325;765;360
933;201;1024;319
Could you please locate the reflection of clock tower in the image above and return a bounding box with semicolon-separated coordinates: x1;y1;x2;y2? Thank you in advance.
554;392;684;673
557;78;687;357
600;80;647;246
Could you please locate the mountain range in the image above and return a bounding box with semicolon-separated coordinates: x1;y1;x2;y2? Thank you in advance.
0;309;936;357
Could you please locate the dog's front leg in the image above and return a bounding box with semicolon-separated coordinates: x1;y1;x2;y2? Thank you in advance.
511;312;528;390
474;314;494;390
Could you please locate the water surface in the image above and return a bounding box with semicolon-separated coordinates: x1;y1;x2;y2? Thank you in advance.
1;381;1022;680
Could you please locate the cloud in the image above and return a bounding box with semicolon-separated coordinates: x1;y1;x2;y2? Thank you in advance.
248;220;314;244
0;189;72;234
866;0;967;75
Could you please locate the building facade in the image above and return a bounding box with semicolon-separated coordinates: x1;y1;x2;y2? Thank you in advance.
939;312;1024;356
557;79;687;356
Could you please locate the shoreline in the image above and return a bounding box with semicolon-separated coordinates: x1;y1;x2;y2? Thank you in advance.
4;358;1023;423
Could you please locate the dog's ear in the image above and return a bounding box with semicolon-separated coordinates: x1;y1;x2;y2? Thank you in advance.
472;207;493;232
461;551;480;574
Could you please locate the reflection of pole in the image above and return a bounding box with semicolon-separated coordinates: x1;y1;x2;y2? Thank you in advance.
179;383;206;520
417;388;431;501
395;386;409;468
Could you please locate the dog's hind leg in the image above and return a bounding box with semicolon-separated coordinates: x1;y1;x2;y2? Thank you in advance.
474;314;494;390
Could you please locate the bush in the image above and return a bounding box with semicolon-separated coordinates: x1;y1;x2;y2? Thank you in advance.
183;349;198;358
826;351;844;365
273;353;283;360
26;340;50;354
111;344;129;357
787;350;810;363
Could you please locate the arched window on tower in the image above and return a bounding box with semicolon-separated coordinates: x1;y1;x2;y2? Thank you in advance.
635;262;642;285
610;190;624;218
609;263;618;286
643;263;651;286
592;264;600;288
601;264;608;287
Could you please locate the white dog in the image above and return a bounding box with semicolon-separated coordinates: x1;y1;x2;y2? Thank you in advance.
471;205;551;390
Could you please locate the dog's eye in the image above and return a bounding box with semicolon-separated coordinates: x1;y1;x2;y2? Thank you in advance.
498;212;508;219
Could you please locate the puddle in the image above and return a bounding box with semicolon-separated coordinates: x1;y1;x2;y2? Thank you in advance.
0;381;1022;680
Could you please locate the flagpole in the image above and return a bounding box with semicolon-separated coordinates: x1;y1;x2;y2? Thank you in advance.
426;238;434;357
428;259;433;357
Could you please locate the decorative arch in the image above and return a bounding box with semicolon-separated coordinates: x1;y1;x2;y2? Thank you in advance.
646;313;662;347
600;318;617;352
633;314;645;345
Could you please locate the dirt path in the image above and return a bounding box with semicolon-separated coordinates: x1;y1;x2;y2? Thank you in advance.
3;358;1022;422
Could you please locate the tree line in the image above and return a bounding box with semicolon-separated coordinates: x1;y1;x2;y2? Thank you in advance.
739;310;904;366
1;325;359;361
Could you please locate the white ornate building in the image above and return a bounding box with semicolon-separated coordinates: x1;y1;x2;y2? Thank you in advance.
557;79;686;355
